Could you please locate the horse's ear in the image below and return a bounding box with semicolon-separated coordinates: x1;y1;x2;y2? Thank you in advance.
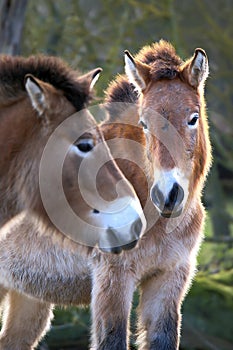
77;68;102;92
183;48;209;88
25;74;46;116
124;50;150;92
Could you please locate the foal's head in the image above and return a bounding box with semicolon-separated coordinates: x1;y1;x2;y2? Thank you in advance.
124;40;211;218
0;55;145;251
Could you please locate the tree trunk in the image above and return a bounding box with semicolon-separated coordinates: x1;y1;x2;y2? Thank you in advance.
0;0;28;55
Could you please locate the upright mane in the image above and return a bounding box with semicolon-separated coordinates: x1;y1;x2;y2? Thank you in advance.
0;55;92;110
104;75;138;121
135;39;183;81
105;40;184;121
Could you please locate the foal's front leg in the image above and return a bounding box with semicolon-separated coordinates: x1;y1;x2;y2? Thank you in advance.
0;290;53;350
137;265;192;350
91;258;135;350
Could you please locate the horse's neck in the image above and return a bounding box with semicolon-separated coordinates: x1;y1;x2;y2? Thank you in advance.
0;98;38;223
0;98;35;168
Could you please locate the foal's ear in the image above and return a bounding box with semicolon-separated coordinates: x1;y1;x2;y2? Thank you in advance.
25;74;46;116
77;67;102;92
124;50;150;92
183;48;209;88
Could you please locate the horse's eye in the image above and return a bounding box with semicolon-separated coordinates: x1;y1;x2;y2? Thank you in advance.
188;113;199;128
139;119;148;131
75;139;94;153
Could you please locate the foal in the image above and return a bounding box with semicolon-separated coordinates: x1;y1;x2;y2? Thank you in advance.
93;40;212;349
0;55;145;349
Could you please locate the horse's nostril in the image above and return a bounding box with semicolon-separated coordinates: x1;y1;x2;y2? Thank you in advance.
93;209;100;214
131;217;143;238
150;183;184;215
166;183;184;209
177;184;184;203
150;185;165;209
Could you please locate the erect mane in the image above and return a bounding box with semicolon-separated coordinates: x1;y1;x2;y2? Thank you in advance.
136;39;183;81
104;75;138;122
105;40;185;121
0;55;92;110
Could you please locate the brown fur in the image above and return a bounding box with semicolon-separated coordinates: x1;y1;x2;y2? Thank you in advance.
0;42;211;349
0;55;144;349
93;40;212;349
135;40;182;81
0;54;92;109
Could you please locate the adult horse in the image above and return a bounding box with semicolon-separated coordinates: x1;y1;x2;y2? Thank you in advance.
91;40;211;349
0;55;145;349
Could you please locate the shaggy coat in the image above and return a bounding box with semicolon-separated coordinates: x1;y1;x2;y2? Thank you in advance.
95;40;211;349
0;41;211;350
0;55;144;350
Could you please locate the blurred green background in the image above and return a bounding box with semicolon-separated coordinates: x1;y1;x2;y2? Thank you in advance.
0;1;232;349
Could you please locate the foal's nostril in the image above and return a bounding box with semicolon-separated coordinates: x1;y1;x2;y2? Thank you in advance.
131;217;143;239
150;183;184;213
150;185;165;209
166;183;184;210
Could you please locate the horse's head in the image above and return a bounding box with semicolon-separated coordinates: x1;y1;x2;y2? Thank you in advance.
22;62;145;252
124;41;211;218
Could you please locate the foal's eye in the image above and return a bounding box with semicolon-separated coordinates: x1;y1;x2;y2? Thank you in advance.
75;139;94;154
188;113;199;128
139;119;148;131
